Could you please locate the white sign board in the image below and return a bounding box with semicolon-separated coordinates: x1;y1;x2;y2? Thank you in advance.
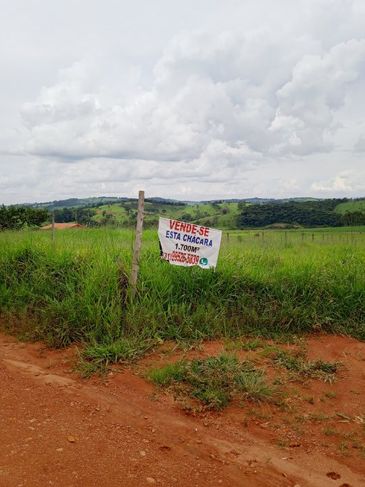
158;217;222;269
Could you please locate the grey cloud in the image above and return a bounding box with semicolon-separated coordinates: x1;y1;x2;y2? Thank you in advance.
354;135;365;151
0;0;365;203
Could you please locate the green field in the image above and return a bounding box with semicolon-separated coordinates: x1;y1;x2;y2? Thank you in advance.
92;200;241;229
335;199;365;214
1;226;364;366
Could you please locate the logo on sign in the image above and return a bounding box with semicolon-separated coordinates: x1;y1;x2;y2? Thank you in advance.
199;257;209;266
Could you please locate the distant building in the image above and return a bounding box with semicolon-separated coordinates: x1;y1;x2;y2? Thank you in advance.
41;222;83;230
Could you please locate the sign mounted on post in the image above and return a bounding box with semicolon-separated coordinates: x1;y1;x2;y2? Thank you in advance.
158;218;222;269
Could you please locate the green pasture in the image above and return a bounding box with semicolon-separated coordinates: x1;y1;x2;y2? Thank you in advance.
0;227;364;357
335;199;365;214
92;201;241;228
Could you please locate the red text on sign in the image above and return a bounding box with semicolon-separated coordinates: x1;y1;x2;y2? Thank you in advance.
169;220;209;237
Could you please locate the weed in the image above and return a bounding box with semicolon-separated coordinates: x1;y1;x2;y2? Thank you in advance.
323;427;338;437
148;361;187;385
175;339;203;353
246;409;273;421
272;376;285;385
81;337;154;366
272;350;338;381
308;413;330;422
277;438;289;448
260;344;284;358
338;441;349;455
148;354;273;410
304;396;315;405
324;391;337;399
225;338;264;352
76;357;108;378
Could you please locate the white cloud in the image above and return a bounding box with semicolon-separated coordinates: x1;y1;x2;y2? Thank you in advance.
311;173;355;192
21;33;365;163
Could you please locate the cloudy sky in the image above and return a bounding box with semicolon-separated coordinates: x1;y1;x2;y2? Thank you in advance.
1;0;364;204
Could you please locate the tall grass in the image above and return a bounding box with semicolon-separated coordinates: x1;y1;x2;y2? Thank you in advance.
0;227;364;348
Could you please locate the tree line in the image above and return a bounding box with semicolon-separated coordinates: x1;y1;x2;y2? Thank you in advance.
237;199;365;228
0;206;49;230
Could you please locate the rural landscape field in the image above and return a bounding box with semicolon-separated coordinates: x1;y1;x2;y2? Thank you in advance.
1;221;365;349
2;0;365;485
1;205;365;486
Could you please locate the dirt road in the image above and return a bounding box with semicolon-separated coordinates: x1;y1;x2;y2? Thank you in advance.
1;333;364;487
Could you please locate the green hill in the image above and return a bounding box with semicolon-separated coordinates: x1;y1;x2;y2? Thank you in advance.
91;200;242;229
335;199;365;214
20;196;365;230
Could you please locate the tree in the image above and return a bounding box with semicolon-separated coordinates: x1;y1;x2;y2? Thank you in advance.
340;211;365;226
54;207;75;223
238;201;343;228
77;208;96;225
0;206;49;230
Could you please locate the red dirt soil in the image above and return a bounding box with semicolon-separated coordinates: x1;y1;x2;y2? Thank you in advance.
1;333;364;487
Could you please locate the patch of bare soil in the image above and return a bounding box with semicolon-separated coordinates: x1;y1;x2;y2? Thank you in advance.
0;333;364;487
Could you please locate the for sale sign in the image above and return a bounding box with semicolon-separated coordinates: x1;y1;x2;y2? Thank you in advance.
158;217;222;269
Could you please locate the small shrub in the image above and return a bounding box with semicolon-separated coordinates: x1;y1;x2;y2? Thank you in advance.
148;361;187;385
82;338;153;366
148;354;273;410
272;350;338;381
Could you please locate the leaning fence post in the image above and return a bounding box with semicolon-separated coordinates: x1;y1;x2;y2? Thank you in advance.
52;210;55;243
130;190;145;299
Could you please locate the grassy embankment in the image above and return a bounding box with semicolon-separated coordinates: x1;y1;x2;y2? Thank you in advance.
0;227;364;369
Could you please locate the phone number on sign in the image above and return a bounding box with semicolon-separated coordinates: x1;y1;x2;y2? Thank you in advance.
162;251;200;265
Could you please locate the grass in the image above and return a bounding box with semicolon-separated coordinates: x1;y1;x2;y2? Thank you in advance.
225;337;265;352
323;427;338;436
0;226;364;369
82;337;154;365
271;349;338;381
77;337;155;376
76;357;108;378
324;391;337;399
148;354;273;410
335;199;365;214
148;361;187;385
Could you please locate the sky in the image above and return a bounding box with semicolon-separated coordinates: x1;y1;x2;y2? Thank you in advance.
0;0;364;204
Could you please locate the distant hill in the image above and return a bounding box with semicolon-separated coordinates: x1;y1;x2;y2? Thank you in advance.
89;200;242;229
27;196;127;209
22;195;324;210
25;196;245;209
335;199;365;214
9;195;365;229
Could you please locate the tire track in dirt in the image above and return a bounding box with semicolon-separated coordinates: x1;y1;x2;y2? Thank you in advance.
1;333;364;487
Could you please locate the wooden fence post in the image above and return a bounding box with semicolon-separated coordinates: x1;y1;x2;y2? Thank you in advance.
130;190;145;298
52;210;55;243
